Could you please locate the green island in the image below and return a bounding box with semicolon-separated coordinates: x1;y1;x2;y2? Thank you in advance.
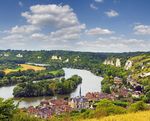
13;75;82;97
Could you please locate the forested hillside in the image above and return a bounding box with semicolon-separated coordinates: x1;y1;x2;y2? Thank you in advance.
0;50;147;72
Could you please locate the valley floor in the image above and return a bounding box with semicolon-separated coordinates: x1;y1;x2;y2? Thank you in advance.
81;110;150;121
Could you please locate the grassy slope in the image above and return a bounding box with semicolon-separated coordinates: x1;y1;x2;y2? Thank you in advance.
81;110;150;121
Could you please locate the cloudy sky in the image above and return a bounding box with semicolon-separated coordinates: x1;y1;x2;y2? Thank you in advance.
0;0;150;52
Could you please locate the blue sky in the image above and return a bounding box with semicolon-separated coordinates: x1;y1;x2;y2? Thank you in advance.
0;0;150;52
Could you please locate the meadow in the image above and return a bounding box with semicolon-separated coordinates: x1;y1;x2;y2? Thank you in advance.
4;64;46;74
81;110;150;121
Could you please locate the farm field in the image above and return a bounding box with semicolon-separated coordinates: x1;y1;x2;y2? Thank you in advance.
81;110;150;121
4;64;46;74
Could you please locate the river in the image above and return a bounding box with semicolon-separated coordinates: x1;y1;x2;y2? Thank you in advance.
0;68;102;108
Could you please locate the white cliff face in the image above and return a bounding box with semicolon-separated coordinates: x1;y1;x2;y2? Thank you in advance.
58;57;62;60
16;53;23;58
51;55;62;60
103;58;121;67
103;60;107;65
110;60;114;66
103;60;114;66
124;60;132;70
64;58;69;63
4;53;9;57
51;55;58;60
116;58;121;67
37;56;42;59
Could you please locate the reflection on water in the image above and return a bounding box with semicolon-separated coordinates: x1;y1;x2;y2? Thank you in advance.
0;68;102;108
64;68;102;97
0;86;15;99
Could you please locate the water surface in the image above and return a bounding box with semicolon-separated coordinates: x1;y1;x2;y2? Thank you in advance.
0;68;102;108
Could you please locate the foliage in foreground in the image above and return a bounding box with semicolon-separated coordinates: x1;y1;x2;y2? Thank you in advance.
0;98;18;121
0;97;149;121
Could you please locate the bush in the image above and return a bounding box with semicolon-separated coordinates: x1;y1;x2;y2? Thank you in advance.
0;98;18;121
113;100;129;107
95;99;126;117
101;84;111;94
128;101;147;112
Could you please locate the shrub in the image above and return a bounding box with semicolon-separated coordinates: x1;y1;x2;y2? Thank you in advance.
113;100;129;107
128;101;147;112
95;99;126;117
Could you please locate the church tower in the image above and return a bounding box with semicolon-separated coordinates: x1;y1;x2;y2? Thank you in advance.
79;86;82;97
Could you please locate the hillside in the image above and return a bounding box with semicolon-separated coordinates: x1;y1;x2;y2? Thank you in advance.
103;53;150;81
129;54;150;80
0;50;147;64
81;110;150;121
0;50;147;75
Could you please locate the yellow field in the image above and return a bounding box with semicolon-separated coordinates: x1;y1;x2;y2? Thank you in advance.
19;64;46;71
81;110;150;121
4;64;46;74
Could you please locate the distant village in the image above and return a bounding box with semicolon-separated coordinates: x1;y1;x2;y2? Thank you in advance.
25;92;114;119
24;75;143;119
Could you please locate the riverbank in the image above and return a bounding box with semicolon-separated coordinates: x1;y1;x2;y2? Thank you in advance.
0;68;103;108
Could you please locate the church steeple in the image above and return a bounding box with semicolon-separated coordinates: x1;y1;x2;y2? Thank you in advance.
79;86;82;97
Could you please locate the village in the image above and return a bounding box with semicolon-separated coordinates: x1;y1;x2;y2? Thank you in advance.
25;76;143;119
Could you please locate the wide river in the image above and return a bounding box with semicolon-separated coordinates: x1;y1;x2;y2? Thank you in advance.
0;68;102;108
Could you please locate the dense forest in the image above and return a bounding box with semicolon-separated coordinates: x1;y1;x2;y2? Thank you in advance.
13;75;82;97
0;69;65;87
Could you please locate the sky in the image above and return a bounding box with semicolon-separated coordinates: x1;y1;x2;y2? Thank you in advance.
0;0;150;52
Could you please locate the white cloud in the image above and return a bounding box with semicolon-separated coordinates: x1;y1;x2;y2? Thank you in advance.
18;1;23;7
21;4;80;28
86;27;114;35
76;37;150;52
1;4;86;49
31;33;48;41
50;24;86;41
1;4;149;52
90;4;98;10
134;24;150;35
95;0;103;3
19;4;85;42
9;25;40;34
105;10;119;18
2;34;24;41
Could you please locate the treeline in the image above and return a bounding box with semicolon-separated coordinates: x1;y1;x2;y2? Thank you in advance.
13;75;82;97
0;50;146;70
0;69;65;87
96;64;129;94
